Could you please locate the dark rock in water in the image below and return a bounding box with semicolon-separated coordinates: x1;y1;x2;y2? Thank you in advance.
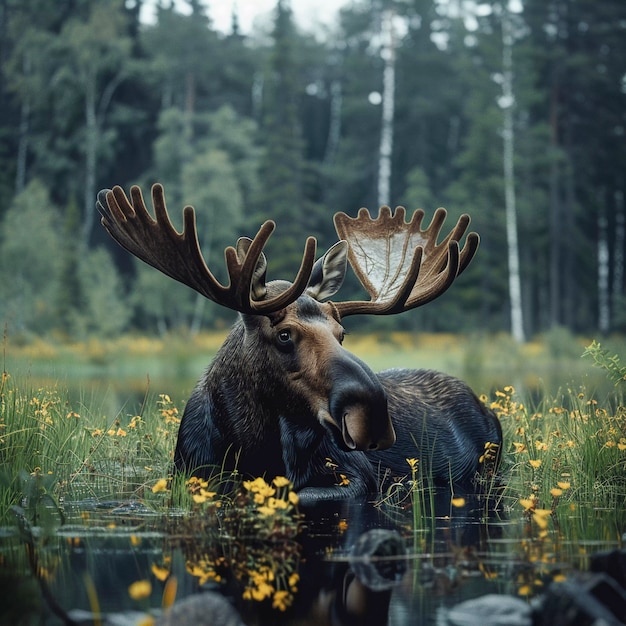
436;594;532;626
155;592;244;626
536;573;626;626
348;529;408;591
590;549;626;591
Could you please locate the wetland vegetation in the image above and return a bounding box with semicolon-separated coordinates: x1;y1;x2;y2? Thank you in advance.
1;333;625;624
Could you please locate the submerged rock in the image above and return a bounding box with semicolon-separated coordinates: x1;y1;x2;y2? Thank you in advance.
536;573;626;626
436;594;532;626
155;592;244;626
348;528;408;591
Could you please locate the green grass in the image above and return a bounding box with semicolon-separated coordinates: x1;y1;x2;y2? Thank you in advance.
1;333;625;615
2;333;625;517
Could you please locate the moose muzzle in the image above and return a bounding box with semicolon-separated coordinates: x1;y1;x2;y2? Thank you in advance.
327;352;395;452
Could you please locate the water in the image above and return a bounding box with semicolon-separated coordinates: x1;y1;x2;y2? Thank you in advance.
2;488;622;625
3;344;622;624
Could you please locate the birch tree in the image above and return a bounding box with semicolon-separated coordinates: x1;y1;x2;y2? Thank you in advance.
499;5;525;342
54;1;132;244
377;9;396;208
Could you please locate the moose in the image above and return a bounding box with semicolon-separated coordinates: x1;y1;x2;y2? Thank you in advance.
97;184;502;501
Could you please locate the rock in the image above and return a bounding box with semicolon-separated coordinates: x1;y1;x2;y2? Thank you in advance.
535;573;626;626
348;529;408;591
590;549;626;591
155;592;244;626
436;594;532;626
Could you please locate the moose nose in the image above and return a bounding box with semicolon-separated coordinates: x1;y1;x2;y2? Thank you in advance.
330;352;395;452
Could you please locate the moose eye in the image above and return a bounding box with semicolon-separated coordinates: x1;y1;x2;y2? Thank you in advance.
276;329;294;352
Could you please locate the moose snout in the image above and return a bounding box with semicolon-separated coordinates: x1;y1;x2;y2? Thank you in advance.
329;353;396;452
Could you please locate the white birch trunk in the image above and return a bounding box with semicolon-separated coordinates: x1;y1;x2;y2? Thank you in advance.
501;9;525;343
612;190;625;319
378;10;395;208
597;206;610;334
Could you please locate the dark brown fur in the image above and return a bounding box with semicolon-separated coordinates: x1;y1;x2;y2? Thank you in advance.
174;295;502;501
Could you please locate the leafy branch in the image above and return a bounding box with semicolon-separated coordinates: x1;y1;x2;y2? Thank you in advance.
582;340;626;386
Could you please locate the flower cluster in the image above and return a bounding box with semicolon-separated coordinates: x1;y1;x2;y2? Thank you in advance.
169;476;302;613
240;476;299;521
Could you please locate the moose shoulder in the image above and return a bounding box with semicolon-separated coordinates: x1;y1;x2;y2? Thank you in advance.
97;184;502;501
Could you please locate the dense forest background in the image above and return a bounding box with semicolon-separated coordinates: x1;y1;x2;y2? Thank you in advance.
0;0;624;341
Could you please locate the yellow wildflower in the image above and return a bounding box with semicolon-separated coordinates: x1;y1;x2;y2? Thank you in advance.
257;506;276;517
532;509;552;529
272;590;292;611
337;474;350;486
273;476;291;487
529;459;542;469
557;481;571;490
550;488;563;497
451;497;466;508
151;563;170;582
406;457;419;470
152;478;168;493
128;580;151;600
268;497;288;510
243;477;275;498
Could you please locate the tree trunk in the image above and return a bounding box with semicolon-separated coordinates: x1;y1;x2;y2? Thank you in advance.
377;10;395;208
83;76;98;245
548;77;562;328
597;196;610;334
612;189;625;324
15;54;31;194
501;10;525;342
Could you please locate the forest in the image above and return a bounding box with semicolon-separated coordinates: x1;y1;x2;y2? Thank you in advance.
0;0;624;341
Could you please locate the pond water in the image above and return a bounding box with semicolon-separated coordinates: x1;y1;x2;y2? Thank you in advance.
2;487;623;625
4;342;624;624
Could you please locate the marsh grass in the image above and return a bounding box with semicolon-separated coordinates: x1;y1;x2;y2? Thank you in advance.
0;374;182;523
1;335;626;614
3;336;625;526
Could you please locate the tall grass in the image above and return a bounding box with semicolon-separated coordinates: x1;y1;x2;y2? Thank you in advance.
3;337;625;524
0;373;181;523
2;337;626;618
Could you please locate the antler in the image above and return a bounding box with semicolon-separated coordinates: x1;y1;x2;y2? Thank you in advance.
96;184;317;315
332;206;479;317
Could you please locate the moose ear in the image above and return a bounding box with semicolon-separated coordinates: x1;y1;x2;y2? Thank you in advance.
306;240;348;301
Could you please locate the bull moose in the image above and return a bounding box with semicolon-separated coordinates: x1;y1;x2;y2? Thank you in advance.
96;184;502;501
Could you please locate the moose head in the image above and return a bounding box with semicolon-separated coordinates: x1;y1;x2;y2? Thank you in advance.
96;184;484;496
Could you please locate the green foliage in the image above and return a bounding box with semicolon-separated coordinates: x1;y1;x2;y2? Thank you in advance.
78;247;131;337
0;180;63;336
582;340;626;386
0;0;625;337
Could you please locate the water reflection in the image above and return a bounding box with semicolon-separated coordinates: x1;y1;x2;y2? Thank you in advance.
2;484;623;625
0;490;566;625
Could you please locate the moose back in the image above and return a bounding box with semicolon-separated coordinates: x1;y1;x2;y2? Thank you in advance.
97;184;502;501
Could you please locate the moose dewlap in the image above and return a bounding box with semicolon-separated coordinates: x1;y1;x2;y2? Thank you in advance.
96;184;502;501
